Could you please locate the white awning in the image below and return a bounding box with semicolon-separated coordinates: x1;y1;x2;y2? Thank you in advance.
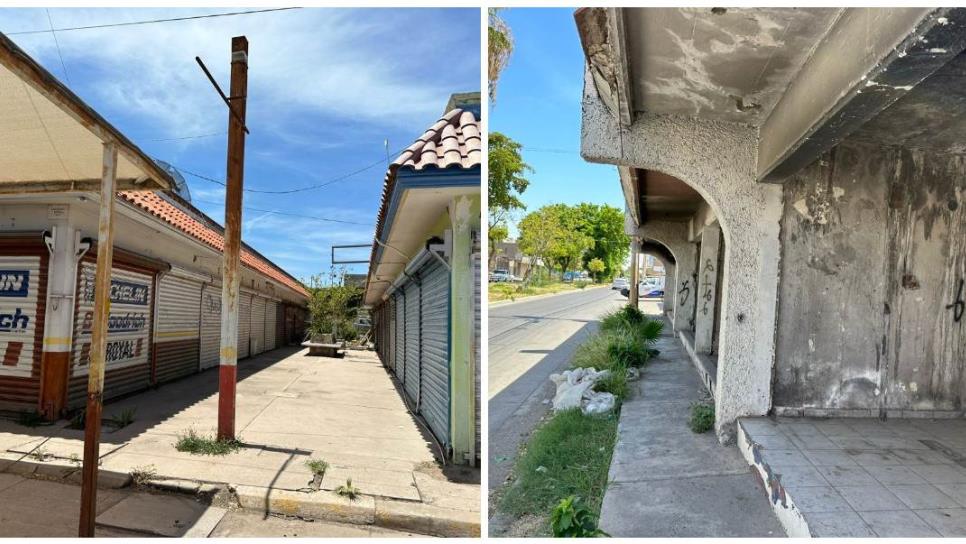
0;32;172;194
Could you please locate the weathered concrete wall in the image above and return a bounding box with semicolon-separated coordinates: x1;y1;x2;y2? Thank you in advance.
582;68;784;441
775;141;966;414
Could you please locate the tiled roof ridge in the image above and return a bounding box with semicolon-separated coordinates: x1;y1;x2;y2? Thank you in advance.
118;190;309;298
366;104;481;297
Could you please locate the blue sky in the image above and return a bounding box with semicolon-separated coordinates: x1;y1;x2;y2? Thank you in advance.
0;7;480;283
490;8;624;236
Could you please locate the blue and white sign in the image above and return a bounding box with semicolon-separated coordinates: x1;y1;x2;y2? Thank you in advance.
0;270;29;298
0;257;40;378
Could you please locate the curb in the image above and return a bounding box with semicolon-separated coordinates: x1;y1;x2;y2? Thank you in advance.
232;484;480;537
489;284;612;308
0;454;132;488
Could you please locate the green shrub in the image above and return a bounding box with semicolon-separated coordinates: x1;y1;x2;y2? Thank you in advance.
593;367;629;402
335;478;360;500
689;403;715;434
108;407;136;430
305;458;329;477
606;335;648;368
174;429;241;455
550;495;609;538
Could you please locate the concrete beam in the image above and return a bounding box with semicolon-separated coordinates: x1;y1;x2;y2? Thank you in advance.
759;8;966;182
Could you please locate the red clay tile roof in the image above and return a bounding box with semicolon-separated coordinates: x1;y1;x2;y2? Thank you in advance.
119;191;309;298
366;106;481;293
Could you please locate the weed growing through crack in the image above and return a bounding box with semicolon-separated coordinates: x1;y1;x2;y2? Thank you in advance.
174;429;241;456
689;403;715;433
30;446;51;462
335;478;360;500
305;458;329;477
130;465;158;487
108;408;136;430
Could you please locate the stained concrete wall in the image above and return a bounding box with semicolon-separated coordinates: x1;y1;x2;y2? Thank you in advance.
775;141;966;414
582;68;784;441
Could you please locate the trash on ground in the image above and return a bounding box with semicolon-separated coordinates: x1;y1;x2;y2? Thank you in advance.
549;367;615;415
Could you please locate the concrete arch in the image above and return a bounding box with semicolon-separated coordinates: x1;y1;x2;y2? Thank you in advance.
640;240;676;317
582;76;783;442
636;221;696;333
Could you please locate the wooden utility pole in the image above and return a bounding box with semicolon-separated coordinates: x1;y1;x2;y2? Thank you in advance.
78;141;118;537
218;36;248;441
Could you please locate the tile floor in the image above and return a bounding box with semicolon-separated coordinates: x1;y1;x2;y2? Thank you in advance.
740;416;966;537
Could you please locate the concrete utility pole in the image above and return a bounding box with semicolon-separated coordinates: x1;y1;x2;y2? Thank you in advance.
78;141;117;537
628;237;639;308
218;36;248;441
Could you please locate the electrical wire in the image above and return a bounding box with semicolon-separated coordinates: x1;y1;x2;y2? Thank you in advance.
7;8;300;35
192;198;375;227
146;131;225;142
45;9;70;85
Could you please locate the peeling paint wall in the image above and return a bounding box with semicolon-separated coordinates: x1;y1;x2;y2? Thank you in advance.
775;140;966;413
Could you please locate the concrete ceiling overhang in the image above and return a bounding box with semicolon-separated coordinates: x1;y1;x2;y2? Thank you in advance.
577;7;966;184
637;169;703;223
0;32;173;193
364;179;478;306
640;239;675;265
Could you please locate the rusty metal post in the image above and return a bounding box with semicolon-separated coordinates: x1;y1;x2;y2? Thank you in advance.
78;141;117;537
218;36;248;441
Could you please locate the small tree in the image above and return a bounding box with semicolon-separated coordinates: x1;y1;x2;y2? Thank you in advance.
306;268;363;341
587;258;605;282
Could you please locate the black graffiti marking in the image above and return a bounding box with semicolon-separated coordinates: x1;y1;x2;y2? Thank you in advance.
948;279;964;323
678;279;691;305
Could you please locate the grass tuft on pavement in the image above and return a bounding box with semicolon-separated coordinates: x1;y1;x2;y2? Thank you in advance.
174;429;241;456
500;409;618;524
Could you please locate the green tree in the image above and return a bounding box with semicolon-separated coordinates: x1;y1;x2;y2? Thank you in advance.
488;8;513;102
518;204;593;281
488;132;531;231
587;257;606;282
488;222;509;268
306;269;364;341
575;203;629;281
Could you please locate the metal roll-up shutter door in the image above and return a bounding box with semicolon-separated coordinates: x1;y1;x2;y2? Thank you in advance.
238;293;251;360
199;285;221;370
154;273;202;384
0;254;45;411
473;248;481;460
419;258;449;447
69;263;153;408
404;280;420;404
387;297;395;370
394;291;405;379
265;300;278;351
251;296;266;355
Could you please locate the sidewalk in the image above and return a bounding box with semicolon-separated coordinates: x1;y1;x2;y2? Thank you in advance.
0;347;479;537
598;318;784;537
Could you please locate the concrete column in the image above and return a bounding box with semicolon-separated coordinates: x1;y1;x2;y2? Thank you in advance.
448;194;479;465
662;262;675;318
628;238;639;307
40;212;85;420
694;223;722;353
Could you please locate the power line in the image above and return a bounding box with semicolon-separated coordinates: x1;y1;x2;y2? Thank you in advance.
7;8;300;36
146;131;225;142
192;198;374;227
45;9;70;85
169;148;405;195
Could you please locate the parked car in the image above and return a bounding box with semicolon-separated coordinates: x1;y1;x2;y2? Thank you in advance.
612;277;629;290
490;269;511;282
620;282;665;298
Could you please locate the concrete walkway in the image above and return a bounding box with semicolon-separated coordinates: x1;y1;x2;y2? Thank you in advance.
598;318;784;537
0;347;478;536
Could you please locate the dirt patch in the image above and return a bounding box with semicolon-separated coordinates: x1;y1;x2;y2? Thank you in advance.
413;460;480;485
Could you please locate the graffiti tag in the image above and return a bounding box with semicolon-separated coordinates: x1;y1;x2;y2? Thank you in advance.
948;279;964;323
678;279;691;305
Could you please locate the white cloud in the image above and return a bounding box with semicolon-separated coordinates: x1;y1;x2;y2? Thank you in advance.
1;7;480;138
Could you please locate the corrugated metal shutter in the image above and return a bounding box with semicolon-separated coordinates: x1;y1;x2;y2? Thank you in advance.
0;255;45;411
385;297;393;370
199;285;221;370
394;291;405;379
69;263;153;408
473;247;481;461
265;300;277;350
237;293;251;359
419;258;449;447
404;280;420;404
251;296;266;355
154;273;202;384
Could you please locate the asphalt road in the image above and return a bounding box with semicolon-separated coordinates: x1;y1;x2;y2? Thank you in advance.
487;286;628;509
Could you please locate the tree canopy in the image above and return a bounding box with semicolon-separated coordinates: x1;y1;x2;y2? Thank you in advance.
488;8;513;102
488;131;531;228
